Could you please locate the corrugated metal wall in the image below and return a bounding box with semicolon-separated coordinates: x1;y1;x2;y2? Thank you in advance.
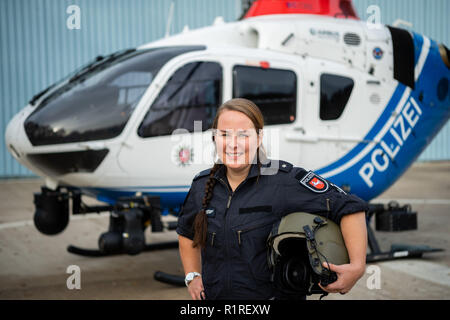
0;0;241;177
352;0;450;160
0;0;448;177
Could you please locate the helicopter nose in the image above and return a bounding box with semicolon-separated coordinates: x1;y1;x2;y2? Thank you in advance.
5;110;28;161
5;114;21;160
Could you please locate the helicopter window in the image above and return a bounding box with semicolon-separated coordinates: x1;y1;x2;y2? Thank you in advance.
320;74;354;120
232;65;297;125
24;46;206;146
138;61;223;137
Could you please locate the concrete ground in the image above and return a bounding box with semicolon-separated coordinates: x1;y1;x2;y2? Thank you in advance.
0;162;449;300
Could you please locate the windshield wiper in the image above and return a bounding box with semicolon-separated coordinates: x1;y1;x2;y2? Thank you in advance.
68;48;136;84
29;84;57;106
29;55;106;106
68;55;107;83
32;48;138;108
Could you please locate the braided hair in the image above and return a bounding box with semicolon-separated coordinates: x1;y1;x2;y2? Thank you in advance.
192;163;221;248
192;98;267;248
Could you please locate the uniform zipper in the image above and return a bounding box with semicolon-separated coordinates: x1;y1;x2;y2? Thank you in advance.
215;176;251;295
210;232;216;247
326;198;331;220
216;177;233;295
214;172;260;295
236;220;274;246
218;177;234;209
227;194;232;208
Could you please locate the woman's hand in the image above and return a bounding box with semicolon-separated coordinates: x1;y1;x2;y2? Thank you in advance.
319;211;367;295
188;276;206;300
318;262;365;295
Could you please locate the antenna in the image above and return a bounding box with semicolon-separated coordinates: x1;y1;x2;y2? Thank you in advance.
165;1;175;38
392;19;413;29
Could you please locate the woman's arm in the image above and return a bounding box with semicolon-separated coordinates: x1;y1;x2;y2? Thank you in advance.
319;211;367;294
341;211;367;269
178;235;205;300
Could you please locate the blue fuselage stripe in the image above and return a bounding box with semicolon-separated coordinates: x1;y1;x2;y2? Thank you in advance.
315;84;407;175
315;32;426;175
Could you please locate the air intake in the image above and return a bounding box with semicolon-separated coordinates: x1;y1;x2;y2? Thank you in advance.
343;32;361;46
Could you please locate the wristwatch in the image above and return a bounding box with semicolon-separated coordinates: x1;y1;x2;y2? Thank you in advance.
185;272;201;287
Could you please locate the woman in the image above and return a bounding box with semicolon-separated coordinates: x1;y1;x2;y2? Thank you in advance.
177;98;368;300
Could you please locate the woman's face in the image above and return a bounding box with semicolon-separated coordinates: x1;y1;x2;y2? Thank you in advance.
215;109;261;171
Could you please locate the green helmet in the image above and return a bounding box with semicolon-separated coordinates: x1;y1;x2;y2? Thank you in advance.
267;212;349;297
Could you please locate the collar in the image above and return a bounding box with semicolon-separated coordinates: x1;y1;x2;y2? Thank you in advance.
213;159;290;182
214;162;261;182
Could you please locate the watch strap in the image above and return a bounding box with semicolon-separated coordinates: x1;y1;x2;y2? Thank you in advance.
185;272;201;287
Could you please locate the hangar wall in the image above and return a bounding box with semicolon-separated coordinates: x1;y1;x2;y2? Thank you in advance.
0;0;448;177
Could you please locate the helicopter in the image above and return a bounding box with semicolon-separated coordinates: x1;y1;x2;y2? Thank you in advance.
4;0;449;285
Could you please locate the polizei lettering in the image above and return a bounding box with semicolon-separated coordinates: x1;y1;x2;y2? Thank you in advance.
359;96;422;188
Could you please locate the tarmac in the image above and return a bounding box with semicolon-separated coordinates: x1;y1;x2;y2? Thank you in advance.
0;161;449;300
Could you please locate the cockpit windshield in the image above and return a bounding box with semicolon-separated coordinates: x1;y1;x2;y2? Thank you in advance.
24;46;205;146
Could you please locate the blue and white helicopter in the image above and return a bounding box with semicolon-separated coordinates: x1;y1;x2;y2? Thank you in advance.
4;0;450;269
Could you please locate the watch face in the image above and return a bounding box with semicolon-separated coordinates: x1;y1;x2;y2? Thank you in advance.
186;273;194;281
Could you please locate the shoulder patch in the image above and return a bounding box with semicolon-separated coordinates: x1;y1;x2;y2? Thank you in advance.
193;168;211;181
299;171;329;193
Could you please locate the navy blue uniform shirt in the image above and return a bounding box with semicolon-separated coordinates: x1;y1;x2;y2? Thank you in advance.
176;159;368;300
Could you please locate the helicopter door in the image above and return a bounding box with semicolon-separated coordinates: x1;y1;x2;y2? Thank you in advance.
301;59;358;170
116;59;223;186
231;63;300;165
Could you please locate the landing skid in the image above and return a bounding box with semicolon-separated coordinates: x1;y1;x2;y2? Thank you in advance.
67;240;185;286
366;202;444;263
154;271;185;286
67;240;179;257
366;226;444;262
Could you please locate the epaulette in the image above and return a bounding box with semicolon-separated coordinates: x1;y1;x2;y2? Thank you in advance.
193;168;212;181
277;160;293;173
260;159;293;175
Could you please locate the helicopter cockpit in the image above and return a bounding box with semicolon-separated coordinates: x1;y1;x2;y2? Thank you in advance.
24;46;206;146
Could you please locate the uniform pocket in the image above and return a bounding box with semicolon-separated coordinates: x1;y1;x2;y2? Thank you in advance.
202;230;221;299
204;214;221;260
202;231;220;275
205;231;219;251
234;220;275;283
